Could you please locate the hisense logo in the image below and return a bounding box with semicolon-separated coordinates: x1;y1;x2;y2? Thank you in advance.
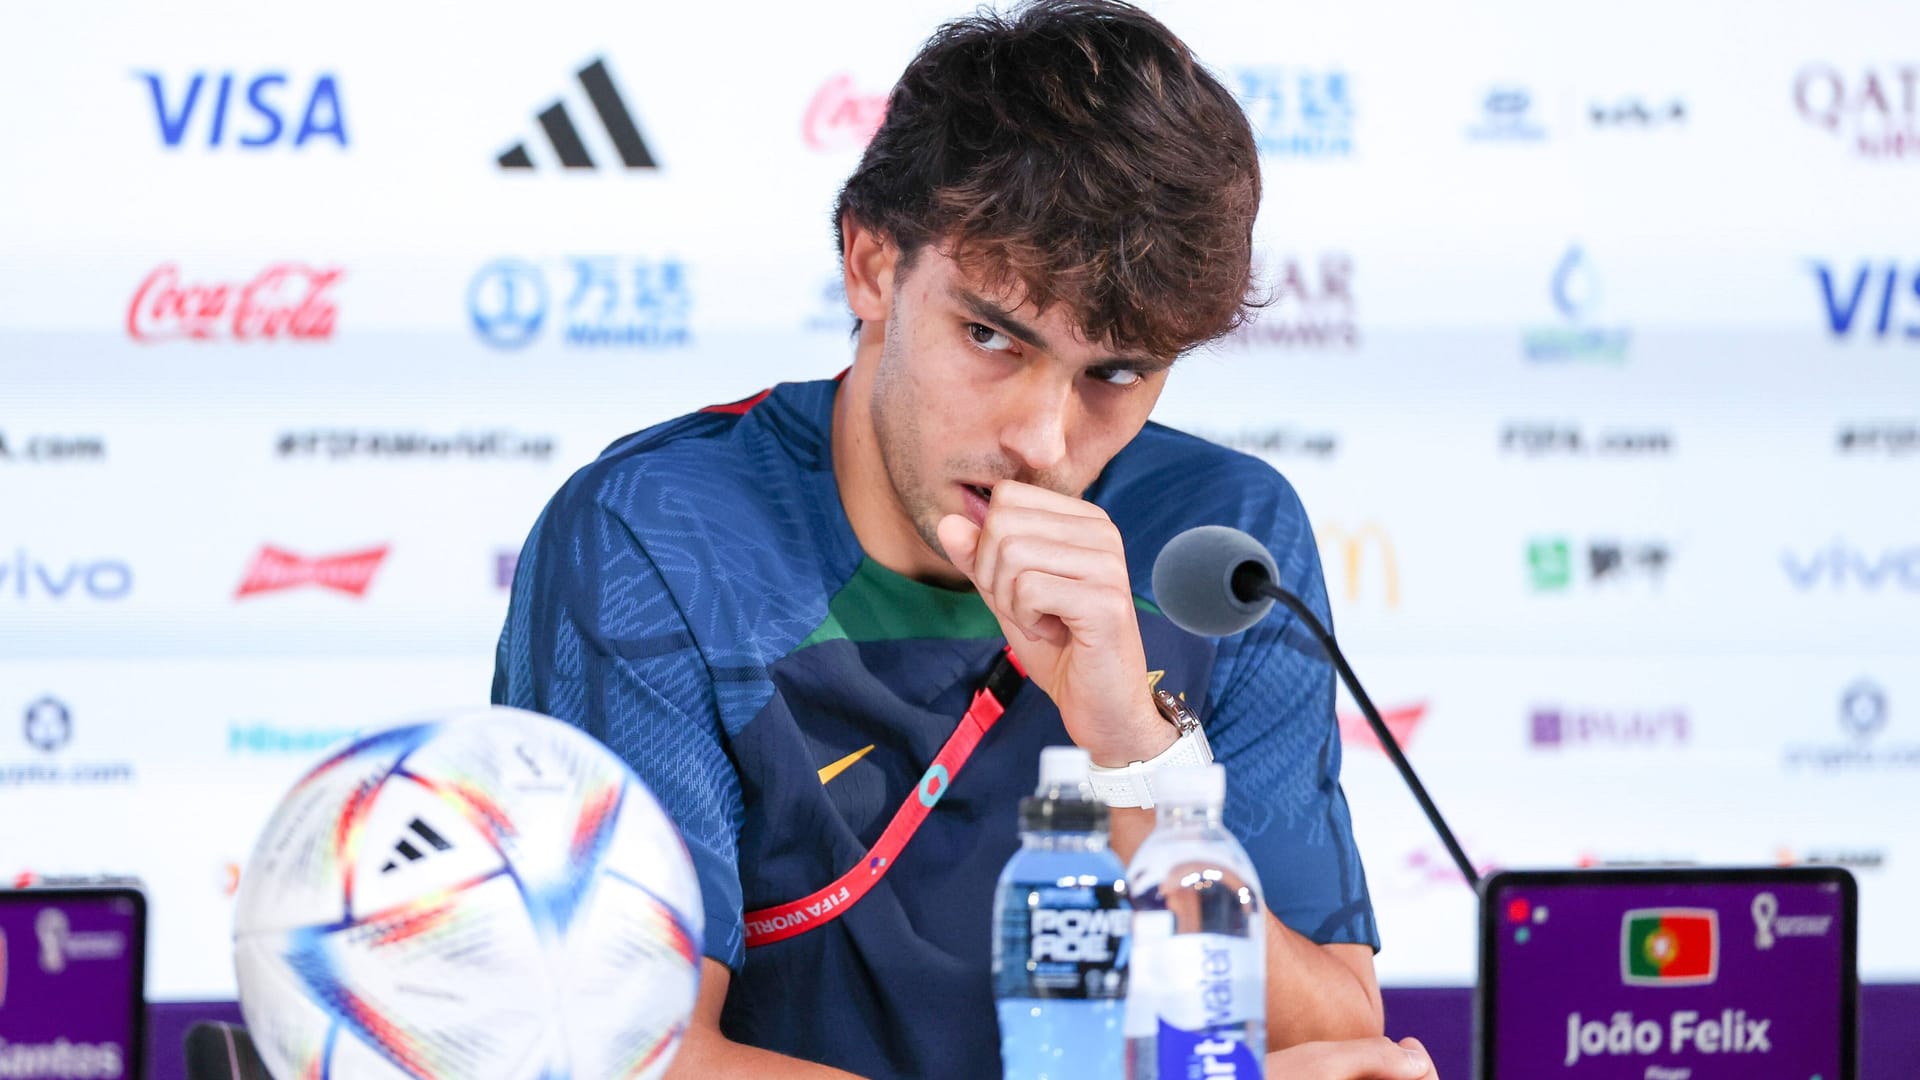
227;723;356;755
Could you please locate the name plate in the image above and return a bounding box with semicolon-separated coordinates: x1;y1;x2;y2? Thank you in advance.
0;887;146;1080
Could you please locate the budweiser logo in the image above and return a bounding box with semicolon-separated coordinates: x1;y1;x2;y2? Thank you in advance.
236;545;388;598
1338;702;1427;752
802;74;887;151
128;263;343;342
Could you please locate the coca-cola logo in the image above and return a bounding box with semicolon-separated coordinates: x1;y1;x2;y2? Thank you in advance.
128;263;342;342
235;545;388;598
802;74;887;152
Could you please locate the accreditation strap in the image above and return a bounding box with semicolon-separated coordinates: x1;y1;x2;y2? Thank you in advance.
743;646;1026;948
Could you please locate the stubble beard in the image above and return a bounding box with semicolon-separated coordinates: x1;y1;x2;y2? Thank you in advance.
870;309;952;562
868;299;1087;565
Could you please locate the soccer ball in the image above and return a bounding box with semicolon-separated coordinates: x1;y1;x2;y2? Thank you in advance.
233;706;703;1079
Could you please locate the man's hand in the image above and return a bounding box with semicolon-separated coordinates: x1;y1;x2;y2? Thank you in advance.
1266;1037;1437;1079
935;481;1173;767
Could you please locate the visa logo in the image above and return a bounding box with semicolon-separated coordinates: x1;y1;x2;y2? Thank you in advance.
1782;541;1920;590
1813;262;1920;339
136;71;347;149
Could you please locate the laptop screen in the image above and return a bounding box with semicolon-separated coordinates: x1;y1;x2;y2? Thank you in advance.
0;887;146;1078
1477;868;1856;1080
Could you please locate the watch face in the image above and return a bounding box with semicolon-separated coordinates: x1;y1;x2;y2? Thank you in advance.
1154;689;1200;733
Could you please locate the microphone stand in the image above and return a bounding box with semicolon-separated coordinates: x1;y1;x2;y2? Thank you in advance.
1233;563;1482;889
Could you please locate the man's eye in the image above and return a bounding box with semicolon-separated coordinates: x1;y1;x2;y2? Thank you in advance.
966;323;1015;352
1089;366;1144;388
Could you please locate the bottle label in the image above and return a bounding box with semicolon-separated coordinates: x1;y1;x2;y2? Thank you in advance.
998;880;1129;999
1130;929;1264;1077
1156;1021;1264;1079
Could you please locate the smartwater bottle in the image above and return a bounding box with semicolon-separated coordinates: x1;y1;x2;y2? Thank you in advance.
993;746;1130;1079
1125;764;1266;1079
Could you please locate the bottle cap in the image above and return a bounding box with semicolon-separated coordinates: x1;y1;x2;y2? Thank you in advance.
1022;748;1105;833
1152;763;1226;807
1019;794;1107;834
1035;746;1092;794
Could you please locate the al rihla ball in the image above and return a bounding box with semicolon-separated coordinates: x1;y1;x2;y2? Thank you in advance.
233;706;703;1079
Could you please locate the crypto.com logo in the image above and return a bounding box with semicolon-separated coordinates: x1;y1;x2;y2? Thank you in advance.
23;697;72;753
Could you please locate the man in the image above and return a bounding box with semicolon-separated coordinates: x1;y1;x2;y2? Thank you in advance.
496;2;1404;1076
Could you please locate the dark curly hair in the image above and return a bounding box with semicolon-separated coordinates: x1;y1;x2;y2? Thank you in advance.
834;0;1262;358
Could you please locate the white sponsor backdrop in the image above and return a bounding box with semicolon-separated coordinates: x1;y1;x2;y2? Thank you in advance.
2;0;1918;998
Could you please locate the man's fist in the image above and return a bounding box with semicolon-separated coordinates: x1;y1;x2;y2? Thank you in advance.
936;480;1173;767
1266;1037;1438;1080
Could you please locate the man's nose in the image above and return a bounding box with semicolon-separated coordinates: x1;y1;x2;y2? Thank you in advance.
998;372;1074;474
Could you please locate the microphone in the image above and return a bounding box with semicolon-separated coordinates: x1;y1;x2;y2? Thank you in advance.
1153;525;1480;888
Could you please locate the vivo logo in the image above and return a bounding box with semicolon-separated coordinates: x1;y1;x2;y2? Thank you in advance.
1782;542;1920;590
0;552;132;600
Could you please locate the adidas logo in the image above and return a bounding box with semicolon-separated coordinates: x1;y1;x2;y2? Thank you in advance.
498;58;657;171
380;817;454;873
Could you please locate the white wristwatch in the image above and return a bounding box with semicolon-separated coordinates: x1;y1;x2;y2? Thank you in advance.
1086;688;1214;809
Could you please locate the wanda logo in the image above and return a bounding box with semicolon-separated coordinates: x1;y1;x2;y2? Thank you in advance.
236;545;388;598
128;263;343;342
802;74;887;151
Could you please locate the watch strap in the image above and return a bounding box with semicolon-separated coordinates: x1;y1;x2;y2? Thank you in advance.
1086;727;1214;809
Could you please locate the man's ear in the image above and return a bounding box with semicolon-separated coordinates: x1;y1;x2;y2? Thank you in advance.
842;217;897;323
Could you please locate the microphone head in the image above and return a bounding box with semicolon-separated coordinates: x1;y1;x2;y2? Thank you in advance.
1151;525;1278;637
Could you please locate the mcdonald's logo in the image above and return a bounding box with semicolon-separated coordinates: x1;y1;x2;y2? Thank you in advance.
1317;523;1400;608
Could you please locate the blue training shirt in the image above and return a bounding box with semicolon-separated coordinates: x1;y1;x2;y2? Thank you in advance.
492;378;1377;1078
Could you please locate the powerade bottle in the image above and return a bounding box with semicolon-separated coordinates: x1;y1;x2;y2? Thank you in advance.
993;746;1130;1079
1125;764;1266;1080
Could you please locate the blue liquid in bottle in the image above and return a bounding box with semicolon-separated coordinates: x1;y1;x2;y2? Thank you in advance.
993;747;1130;1079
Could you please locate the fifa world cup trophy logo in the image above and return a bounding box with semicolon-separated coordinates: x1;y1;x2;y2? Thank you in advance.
1752;892;1779;951
35;907;69;974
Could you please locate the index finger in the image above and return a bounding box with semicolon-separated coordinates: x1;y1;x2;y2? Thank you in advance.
988;479;1112;520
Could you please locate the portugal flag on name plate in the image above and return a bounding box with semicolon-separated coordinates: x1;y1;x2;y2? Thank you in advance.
1621;908;1719;986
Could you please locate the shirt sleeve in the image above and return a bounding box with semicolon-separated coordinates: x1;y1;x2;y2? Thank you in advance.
492;482;748;970
1205;471;1380;951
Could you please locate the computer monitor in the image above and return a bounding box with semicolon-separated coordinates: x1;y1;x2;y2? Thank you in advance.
1477;867;1856;1080
0;886;147;1079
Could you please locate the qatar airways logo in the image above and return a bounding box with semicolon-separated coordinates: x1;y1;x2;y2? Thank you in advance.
235;545;387;598
127;263;341;342
1796;64;1920;159
802;74;887;151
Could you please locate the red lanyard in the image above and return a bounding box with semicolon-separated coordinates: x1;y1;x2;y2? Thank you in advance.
743;647;1026;948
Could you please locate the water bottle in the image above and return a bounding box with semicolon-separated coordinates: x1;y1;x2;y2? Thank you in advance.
1125;764;1266;1080
993;746;1131;1079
